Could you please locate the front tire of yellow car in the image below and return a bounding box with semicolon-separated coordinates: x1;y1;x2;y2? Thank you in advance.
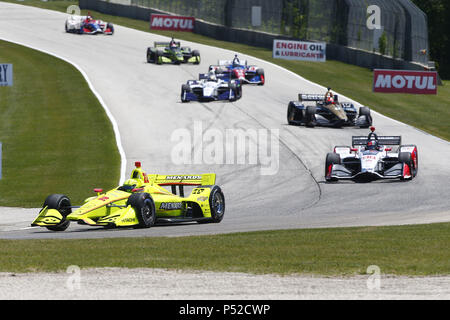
127;193;156;228
43;194;72;231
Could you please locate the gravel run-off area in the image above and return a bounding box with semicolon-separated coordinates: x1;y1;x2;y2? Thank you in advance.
0;268;449;300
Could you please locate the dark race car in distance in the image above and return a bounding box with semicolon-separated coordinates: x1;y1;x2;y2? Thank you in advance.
287;90;372;128
147;41;200;65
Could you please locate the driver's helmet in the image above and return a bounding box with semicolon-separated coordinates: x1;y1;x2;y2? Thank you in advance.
208;70;217;81
120;178;140;192
170;38;177;49
326;96;334;105
366;139;379;150
232;54;240;67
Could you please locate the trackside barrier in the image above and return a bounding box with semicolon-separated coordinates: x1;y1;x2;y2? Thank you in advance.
79;0;432;73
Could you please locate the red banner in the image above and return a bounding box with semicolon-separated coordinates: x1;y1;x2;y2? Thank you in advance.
150;14;195;31
373;69;437;94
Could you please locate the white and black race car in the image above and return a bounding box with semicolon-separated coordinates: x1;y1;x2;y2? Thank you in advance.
325;127;418;182
181;73;242;102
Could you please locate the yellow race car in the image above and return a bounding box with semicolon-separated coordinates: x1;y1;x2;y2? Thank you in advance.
31;162;225;231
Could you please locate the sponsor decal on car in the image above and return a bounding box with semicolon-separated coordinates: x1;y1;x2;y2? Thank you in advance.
166;175;202;180
373;69;437;94
150;14;195;31
159;202;182;210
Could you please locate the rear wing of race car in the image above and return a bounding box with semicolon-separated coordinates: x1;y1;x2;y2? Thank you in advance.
218;60;248;67
298;93;339;102
148;173;216;197
147;174;216;186
154;41;180;48
352;136;402;147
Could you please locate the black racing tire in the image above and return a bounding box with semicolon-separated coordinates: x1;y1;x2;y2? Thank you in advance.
358;106;372;128
325;152;341;181
256;68;265;85
146;48;153;63
235;83;242;99
192;50;201;64
400;145;419;177
229;83;239;101
399;151;417;180
127;193;156;228
181;84;190;103
43;194;72;231
155;50;163;65
305;105;316;127
209;185;225;223
106;23;114;35
287;102;298;125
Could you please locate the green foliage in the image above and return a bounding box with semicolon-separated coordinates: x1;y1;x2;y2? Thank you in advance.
411;0;450;79
0;40;120;207
378;31;387;55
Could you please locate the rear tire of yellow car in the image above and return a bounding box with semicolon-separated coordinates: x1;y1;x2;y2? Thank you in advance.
43;194;72;231
127;193;156;228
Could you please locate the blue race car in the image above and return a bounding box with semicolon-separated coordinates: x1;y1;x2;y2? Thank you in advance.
209;55;265;85
181;72;242;102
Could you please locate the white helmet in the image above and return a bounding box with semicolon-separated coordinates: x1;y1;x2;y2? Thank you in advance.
208;70;216;81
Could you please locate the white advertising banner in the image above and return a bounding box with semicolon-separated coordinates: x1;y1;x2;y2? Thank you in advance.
0;64;13;86
273;40;326;62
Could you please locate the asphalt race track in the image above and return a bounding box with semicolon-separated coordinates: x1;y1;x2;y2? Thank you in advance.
1;3;449;240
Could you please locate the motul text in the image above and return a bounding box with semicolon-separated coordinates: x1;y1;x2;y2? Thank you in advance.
150;14;195;31
373;69;437;94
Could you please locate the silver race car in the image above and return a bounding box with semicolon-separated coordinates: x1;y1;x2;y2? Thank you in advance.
325;127;418;181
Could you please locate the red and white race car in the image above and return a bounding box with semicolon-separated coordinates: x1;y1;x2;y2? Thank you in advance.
65;14;114;35
325;127;418;182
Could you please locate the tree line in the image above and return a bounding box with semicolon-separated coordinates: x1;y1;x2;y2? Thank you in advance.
412;0;450;79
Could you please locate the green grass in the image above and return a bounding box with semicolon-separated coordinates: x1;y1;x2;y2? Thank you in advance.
3;0;448;140
0;223;449;275
0;40;120;207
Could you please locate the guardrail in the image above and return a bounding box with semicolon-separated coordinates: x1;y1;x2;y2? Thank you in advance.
79;0;430;72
